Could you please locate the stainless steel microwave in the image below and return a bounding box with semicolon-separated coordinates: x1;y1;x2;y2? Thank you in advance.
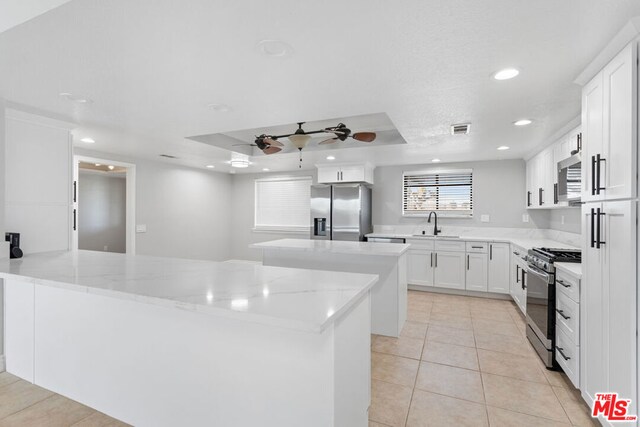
557;153;581;203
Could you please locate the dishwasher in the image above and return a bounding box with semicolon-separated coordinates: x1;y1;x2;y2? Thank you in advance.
367;237;406;244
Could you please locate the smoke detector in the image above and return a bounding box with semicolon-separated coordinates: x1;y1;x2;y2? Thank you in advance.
451;123;471;135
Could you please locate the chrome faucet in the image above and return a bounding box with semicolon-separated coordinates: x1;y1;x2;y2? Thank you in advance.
427;211;441;236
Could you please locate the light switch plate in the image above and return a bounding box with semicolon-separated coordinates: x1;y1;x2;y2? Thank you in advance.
481;214;490;223
136;224;147;233
522;214;529;223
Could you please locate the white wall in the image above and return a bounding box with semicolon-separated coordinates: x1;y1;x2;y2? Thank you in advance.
549;208;582;234
230;170;316;261
75;148;233;261
373;159;550;230
78;171;126;253
4;110;72;254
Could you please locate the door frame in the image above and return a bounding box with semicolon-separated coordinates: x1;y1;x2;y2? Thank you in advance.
72;155;136;255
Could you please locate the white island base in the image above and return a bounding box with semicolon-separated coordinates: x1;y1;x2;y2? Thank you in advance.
2;252;376;427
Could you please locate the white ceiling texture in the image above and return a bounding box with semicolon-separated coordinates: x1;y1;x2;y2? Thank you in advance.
1;0;640;173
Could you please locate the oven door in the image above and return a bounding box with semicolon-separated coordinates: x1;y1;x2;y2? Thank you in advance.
525;264;555;347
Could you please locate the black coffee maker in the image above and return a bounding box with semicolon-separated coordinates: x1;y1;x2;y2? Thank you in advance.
5;232;23;259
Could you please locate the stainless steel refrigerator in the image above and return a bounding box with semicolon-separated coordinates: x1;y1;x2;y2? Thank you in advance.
310;184;372;241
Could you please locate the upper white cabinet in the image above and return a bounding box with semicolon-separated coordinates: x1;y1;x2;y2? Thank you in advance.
527;126;581;209
487;243;510;294
582;42;637;202
317;163;374;184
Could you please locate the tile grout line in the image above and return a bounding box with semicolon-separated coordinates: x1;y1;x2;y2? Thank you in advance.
403;322;428;427
0;392;56;420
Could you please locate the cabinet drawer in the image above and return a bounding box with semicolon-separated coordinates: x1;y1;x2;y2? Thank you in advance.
556;291;579;344
466;242;488;253
556;269;579;303
405;238;435;250
555;327;579;388
435;240;466;252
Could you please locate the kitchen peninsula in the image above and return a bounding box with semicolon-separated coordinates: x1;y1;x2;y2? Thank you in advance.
251;238;409;337
0;250;378;427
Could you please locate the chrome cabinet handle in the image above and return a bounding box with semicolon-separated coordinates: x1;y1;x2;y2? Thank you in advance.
557;347;571;361
556;279;570;288
556;309;571;320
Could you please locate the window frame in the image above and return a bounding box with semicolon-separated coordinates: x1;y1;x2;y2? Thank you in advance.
253;175;313;233
401;168;473;218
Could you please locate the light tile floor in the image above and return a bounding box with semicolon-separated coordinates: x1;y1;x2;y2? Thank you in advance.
0;372;128;427
370;290;597;427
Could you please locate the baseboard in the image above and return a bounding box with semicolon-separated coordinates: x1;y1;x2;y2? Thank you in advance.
0;355;6;372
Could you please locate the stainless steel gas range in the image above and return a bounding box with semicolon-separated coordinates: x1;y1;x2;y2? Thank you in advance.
525;247;581;368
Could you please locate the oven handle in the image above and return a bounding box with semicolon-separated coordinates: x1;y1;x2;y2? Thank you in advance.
526;265;552;284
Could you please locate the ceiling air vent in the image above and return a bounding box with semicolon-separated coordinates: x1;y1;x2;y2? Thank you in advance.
450;123;471;135
159;154;178;159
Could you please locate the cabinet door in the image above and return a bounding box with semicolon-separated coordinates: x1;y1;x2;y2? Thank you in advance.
601;42;637;201
602;200;637;417
539;148;554;207
317;166;341;184
339;165;366;183
407;249;434;287
488;243;510;294
510;254;526;315
434;251;465;290
526;157;538;207
581;72;604;202
465;252;487;292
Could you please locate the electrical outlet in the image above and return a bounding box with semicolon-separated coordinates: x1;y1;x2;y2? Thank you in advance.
522;214;529;223
561;215;565;225
136;224;147;233
481;214;490;223
103;245;108;251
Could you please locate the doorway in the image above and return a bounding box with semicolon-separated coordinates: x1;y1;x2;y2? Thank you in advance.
72;156;136;254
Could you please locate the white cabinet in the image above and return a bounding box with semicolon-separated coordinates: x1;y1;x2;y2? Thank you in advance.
434;251;465;290
465;252;487;292
582;42;637;202
317;164;374;184
555;266;581;388
407;249;434;287
488;243;510;294
581;200;637;417
510;246;527;315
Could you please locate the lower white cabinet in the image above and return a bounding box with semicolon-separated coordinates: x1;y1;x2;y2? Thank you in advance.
488;243;510;294
434;251;465;290
555;265;581;388
510;246;527;315
407;249;434;287
465;253;488;291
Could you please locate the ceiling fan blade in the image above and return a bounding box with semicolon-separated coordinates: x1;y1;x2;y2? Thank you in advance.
352;132;376;142
264;137;284;147
263;146;282;155
318;137;338;145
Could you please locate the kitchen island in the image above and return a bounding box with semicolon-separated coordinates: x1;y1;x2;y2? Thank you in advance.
0;250;378;427
251;239;410;337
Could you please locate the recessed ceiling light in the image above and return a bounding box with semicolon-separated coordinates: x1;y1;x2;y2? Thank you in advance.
262;168;270;172
513;119;532;126
432;158;441;163
94;163;101;167
326;156;336;160
207;103;231;113
206;165;215;169
108;165;115;170
256;39;294;57
493;68;520;80
497;146;510;150
230;159;250;168
80;137;95;144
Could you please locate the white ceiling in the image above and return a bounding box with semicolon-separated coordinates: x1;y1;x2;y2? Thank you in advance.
0;0;73;33
1;0;640;174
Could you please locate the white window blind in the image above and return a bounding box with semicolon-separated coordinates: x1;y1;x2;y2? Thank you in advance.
255;176;312;232
402;169;473;216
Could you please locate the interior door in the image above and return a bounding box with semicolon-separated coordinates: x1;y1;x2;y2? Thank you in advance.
434;251;465;290
331;184;361;241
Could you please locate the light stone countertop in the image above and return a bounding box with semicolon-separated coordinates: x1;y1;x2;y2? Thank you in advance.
250;238;411;256
555;262;582;278
366;233;579;251
0;250;378;333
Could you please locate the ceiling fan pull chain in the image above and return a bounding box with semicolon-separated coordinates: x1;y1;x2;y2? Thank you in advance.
299;149;302;168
